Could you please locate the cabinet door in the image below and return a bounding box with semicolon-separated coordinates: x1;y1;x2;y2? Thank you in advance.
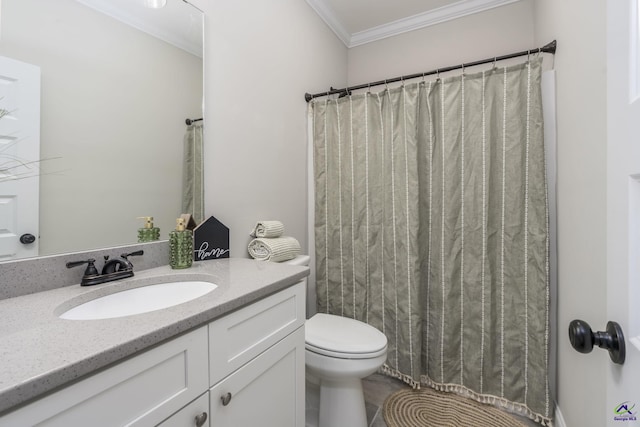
209;327;305;427
158;392;209;427
0;327;209;427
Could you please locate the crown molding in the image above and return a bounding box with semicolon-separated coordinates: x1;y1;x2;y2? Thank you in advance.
76;0;203;57
307;0;523;48
350;0;522;47
305;0;351;47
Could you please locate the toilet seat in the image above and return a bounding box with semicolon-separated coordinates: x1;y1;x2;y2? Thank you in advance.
306;342;387;359
305;313;388;359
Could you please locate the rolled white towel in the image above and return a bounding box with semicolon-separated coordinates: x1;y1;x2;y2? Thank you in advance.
250;220;285;238
248;236;301;262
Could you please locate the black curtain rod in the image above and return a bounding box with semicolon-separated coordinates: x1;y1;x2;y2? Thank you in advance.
304;40;556;102
185;117;203;125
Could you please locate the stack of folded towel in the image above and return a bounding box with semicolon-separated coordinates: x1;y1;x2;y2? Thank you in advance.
247;220;300;262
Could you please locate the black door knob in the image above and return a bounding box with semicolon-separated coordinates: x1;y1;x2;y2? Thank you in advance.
19;233;36;244
569;319;625;364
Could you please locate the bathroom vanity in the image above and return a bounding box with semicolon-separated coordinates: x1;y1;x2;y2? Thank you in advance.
0;258;308;426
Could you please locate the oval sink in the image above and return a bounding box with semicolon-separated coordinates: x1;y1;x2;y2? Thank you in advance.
59;281;217;320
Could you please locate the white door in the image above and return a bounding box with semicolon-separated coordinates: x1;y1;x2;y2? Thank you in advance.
0;56;40;260
606;1;640;425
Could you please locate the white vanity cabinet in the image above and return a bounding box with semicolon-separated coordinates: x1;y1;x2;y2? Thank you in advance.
208;281;306;427
209;328;305;426
0;326;210;427
0;281;306;427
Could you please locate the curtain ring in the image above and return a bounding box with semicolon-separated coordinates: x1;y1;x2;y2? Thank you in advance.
384;79;389;90
421;72;426;82
493;57;497;69
436;69;440;80
367;83;371;93
462;63;465;75
527;50;531;62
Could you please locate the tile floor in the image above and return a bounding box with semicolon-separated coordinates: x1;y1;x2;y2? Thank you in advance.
305;373;421;427
361;373;407;427
308;373;541;427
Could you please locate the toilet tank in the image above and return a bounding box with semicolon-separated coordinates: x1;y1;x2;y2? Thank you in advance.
283;255;312;317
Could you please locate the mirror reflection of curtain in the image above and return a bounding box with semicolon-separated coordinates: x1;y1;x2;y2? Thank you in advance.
182;123;204;224
311;58;552;426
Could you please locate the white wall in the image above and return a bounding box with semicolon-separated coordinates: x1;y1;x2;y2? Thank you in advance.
347;0;535;86
534;0;608;426
199;0;347;257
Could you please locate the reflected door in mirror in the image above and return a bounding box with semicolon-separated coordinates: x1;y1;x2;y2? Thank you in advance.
0;56;40;261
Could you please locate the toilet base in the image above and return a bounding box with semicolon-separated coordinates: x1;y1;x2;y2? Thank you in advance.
304;313;388;427
318;376;367;427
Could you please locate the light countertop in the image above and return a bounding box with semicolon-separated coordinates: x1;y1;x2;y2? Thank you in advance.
0;258;309;415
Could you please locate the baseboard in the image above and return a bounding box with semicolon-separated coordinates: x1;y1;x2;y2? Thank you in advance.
554;403;567;427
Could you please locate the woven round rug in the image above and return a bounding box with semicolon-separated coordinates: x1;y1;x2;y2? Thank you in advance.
383;387;528;427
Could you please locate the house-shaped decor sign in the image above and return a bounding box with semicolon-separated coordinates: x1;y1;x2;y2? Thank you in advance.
193;216;230;261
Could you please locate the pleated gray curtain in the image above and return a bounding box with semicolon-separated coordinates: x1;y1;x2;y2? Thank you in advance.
182;123;204;224
311;58;552;426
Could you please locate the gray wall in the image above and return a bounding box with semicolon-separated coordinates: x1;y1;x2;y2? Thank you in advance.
534;0;608;426
347;0;536;85
197;0;348;258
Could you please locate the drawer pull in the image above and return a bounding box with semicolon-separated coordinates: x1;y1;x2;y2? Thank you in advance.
194;412;208;427
221;392;233;406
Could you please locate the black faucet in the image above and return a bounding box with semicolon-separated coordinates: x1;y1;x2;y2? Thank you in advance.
66;250;144;286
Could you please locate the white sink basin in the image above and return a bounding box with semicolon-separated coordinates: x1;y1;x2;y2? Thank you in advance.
59;281;217;320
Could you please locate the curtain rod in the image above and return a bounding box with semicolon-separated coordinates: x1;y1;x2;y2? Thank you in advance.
304;40;556;102
185;117;203;125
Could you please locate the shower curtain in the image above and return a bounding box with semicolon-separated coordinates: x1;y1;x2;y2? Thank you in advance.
311;58;552;426
182;122;204;224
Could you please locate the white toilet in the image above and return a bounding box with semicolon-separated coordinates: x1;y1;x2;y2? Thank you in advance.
285;256;388;427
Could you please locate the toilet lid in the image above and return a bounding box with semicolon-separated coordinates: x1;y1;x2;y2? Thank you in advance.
306;313;388;357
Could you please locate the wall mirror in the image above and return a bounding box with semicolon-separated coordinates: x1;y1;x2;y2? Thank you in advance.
0;0;204;261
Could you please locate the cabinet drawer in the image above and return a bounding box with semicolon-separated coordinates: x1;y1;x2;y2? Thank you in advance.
0;327;209;427
209;281;305;385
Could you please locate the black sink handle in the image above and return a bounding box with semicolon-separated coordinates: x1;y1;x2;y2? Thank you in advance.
65;258;99;277
122;250;144;259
